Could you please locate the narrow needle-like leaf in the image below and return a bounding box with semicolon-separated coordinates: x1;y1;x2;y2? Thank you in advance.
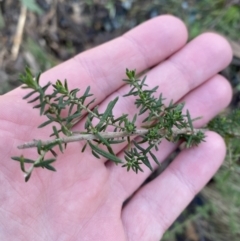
96;97;118;129
187;110;194;132
88;141;122;164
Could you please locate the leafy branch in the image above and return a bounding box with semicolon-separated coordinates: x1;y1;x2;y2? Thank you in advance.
12;68;205;182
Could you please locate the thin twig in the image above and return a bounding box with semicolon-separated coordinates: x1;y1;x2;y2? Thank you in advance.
11;4;27;60
18;127;207;149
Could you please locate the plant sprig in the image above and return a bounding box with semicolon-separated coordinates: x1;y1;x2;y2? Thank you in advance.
12;68;206;181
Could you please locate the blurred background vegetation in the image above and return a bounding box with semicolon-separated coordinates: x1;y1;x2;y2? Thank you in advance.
0;0;240;240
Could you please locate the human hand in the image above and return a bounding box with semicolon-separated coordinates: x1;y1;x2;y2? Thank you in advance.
0;15;232;240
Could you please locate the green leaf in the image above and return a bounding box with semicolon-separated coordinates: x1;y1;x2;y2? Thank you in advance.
41;142;58;151
186;135;193;148
11;156;35;164
142;115;151;123
70;88;80;96
96;97;118;129
126;69;136;79
123;86;137;97
92;150;100;159
28;95;40;103
83;86;91;97
108;139;125;144
112;114;128;123
68;103;75;116
139;107;148;115
149;151;160;166
37;141;42;155
99;124;108;132
41;82;51;92
33;103;41;109
49;149;57;157
175;103;185;112
66;112;82;124
20;67;33;86
140;76;147;86
61;125;72;136
35;72;41;85
124;150;132;158
133;141;145;152
50;128;61;137
191;116;202;122
165;100;174;110
141;156;153;171
52;126;59;138
44;164;56;172
64;79;68;92
94;132;110;147
187;109;194;132
144;144;154;155
34;159;56;168
46;114;56;121
20;156;26;173
40;101;46;115
132;114;137;124
86;98;95;108
88;141;122;164
81;143;88;152
25;172;32;182
38;119;53;128
23;89;37;99
123;91;138;97
57;140;64;153
84;117;91;130
94;132;116;156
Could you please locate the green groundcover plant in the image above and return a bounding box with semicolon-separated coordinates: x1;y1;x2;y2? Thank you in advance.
12;67;238;182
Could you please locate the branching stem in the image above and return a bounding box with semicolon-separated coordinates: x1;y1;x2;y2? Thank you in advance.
13;68;208;181
18;127;206;149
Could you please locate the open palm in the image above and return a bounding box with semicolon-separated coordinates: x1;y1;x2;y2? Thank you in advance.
0;15;232;240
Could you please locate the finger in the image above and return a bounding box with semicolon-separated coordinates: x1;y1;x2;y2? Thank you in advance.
145;32;232;101
107;74;232;201
178;74;232;128
121;131;225;240
78;32;232;164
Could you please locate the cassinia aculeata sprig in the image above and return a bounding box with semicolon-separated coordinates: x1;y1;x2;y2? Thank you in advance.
12;68;205;182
